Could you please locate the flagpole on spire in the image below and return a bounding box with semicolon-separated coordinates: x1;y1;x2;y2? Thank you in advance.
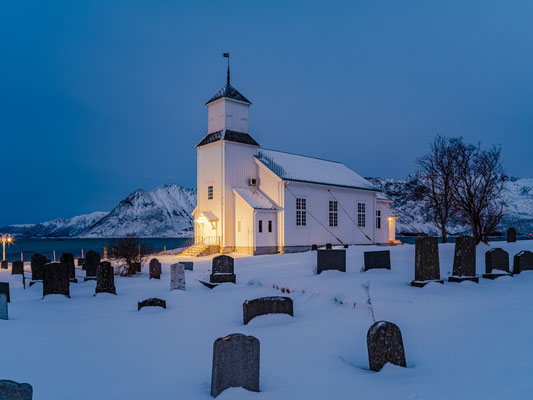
223;52;230;85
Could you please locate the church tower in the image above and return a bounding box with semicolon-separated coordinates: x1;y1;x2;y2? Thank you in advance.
194;56;260;252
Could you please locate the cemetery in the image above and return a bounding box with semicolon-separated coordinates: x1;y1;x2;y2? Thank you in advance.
0;238;532;399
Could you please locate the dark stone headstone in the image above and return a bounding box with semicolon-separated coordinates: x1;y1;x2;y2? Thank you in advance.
507;227;517;243
483;248;511;279
513;250;533;274
316;249;346;274
85;251;100;280
211;333;260;397
210;255;236;284
311;244;318;251
0;282;10;303
210;273;236;284
0;379;33;400
0;260;7;270
364;250;391;271
60;252;77;283
149;258;161;279
138;298;166;311
411;237;443;287
76;257;85;267
95;262;116;295
325;243;332;250
181;261;193;271
131;262;141;274
243;296;293;325
30;254;46;281
367;321;407;372
43;262;70;298
449;236;478;283
343;244;349;248
11;261;24;275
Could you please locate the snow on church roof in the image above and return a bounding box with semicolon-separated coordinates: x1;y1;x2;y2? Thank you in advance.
233;188;278;211
256;149;379;192
205;84;252;105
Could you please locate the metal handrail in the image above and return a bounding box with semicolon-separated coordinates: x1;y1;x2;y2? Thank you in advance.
185;236;220;248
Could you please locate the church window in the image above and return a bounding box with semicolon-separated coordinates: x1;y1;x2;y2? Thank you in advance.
358;202;366;227
296;198;307;226
268;220;272;233
329;201;338;227
207;185;213;200
376;210;381;229
258;220;263;233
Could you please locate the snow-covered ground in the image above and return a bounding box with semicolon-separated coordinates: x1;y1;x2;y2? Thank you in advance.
2;240;533;399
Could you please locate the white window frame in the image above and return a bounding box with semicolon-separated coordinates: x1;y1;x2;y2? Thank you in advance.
329;200;338;227
268;220;272;233
357;202;366;228
296;198;307;227
376;210;381;229
258;220;263;233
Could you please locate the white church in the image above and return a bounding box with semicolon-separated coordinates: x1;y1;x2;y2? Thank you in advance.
185;67;397;256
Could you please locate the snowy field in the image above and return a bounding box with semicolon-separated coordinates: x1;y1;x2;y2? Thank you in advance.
2;240;533;399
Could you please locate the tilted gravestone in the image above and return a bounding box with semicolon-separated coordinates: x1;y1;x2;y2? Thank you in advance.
95;262;116;295
325;243;332;250
0;282;10;303
364;250;391;271
507;227;517;243
367;321;407;372
170;263;185;291
181;261;193;271
411;237;443;287
42;262;70;298
0;260;7;269
483;248;511;279
449;236;478;283
11;261;24;275
85;251;100;280
0;379;33;400
243;296;293;325
76;257;85;267
138;298;166;311
513;250;533;274
30;254;47;281
311;244;318;251
210;255;236;284
316;249;346;274
149;258;161;279
60;252;77;283
211;333;260;397
0;293;7;320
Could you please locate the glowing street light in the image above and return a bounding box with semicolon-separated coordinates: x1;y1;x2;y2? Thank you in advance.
1;234;13;261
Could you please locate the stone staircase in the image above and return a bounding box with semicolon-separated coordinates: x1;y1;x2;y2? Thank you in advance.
179;236;221;257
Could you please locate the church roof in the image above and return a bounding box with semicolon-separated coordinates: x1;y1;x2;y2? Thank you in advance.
196;129;260;147
205;84;252;105
233;188;279;211
255;149;379;192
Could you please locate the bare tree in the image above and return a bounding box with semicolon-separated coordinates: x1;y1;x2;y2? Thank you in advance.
416;135;456;243
451;141;505;244
108;234;153;276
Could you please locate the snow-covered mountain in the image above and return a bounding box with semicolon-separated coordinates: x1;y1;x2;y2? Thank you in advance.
368;176;533;235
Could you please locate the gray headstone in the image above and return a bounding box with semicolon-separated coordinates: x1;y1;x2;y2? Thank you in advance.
485;248;510;274
364;250;391;271
30;254;46;281
311;244;318;251
138;298;166;311
60;252;77;282
0;282;10;303
0;293;7;320
452;236;476;277
325;243;332;250
170;263;185;291
211;333;260;397
42;262;70;298
11;261;24;275
317;249;346;274
243;296;293;325
367;321;407;372
0;260;7;269
507;227;517;243
411;237;442;286
85;251;100;278
210;273;236;284
0;380;33;400
95;262;116;295
514;250;533;273
181;261;193;271
212;255;234;274
149;258;161;279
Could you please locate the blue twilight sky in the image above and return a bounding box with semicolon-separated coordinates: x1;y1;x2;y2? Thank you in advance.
1;0;532;226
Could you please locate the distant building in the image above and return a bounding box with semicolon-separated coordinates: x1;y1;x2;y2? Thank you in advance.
188;74;396;256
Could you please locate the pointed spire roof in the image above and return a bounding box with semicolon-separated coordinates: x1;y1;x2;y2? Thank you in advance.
205;84;252;106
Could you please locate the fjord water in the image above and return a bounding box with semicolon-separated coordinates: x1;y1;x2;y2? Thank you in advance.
2;238;189;262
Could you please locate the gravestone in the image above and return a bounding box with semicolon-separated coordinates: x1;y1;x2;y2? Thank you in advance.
181;261;193;271
0;293;7;320
76;257;85;267
449;236;478;283
367;321;407;372
131;262;142;274
42;262;70;298
95;262;116;295
507;227;517;243
243;296;293;325
149;258;161;279
513;250;533;274
0;261;7;269
311;244;318;251
483;248;512;279
138;298;166;311
11;261;24;275
210;255;236;284
170;263;186;291
0;380;33;400
211;333;260;397
325;243;332;250
411;237;443;287
85;251;100;279
363;250;391;271
343;244;349;248
0;283;10;303
60;252;77;283
30;254;46;281
316;250;346;274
